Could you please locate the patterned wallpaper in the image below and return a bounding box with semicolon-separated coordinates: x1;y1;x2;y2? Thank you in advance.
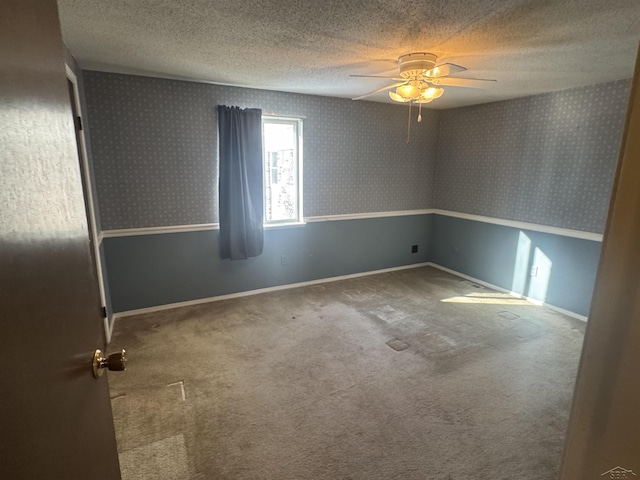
83;72;438;230
436;80;631;233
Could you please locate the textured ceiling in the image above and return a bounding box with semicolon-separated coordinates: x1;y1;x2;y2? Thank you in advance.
58;0;640;108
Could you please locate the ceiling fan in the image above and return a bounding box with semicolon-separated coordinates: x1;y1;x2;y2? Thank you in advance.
351;52;496;106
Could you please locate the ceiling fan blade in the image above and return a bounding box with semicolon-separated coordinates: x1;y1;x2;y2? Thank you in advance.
426;63;467;78
350;74;403;80
352;81;407;100
430;77;497;88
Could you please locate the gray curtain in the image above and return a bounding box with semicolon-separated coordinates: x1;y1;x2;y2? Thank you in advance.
217;105;264;260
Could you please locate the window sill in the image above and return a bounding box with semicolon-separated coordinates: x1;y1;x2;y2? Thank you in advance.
264;221;307;230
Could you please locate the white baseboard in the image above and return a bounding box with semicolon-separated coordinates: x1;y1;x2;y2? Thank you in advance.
425;262;588;322
112;262;431;323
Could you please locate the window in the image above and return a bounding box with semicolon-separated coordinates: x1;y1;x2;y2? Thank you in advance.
262;116;303;225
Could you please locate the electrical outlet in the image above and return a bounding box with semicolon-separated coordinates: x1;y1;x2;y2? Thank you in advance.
280;255;288;266
531;266;538;277
411;245;418;253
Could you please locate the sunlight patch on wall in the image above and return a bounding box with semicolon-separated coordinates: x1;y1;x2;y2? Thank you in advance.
511;231;532;295
528;247;552;303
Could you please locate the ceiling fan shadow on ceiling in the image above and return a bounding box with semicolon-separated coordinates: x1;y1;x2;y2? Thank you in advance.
351;52;496;134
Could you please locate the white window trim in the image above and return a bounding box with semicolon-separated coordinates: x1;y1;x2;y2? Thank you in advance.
262;115;304;226
264;221;306;230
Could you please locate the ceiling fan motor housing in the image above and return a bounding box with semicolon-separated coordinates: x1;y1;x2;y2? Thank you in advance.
398;52;437;79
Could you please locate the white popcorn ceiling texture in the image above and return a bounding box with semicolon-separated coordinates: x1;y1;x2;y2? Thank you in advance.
58;0;640;109
83;72;439;230
436;79;631;233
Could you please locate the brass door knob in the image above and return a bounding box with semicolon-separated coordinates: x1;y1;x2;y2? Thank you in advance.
92;349;127;378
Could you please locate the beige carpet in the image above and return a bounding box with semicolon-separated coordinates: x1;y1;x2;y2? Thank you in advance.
119;434;189;480
108;266;585;479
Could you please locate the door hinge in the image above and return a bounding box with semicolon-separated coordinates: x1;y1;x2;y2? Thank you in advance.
74;115;83;131
101;306;107;318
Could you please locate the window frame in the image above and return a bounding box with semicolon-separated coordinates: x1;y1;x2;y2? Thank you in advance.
261;115;304;226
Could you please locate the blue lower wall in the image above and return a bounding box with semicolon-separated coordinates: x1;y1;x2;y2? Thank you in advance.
430;215;601;317
103;213;601;318
103;215;432;312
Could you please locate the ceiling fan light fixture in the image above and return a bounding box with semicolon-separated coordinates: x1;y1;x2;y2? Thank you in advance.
352;51;494;104
389;83;445;103
389;91;409;102
352;52;496;141
421;87;444;100
396;83;420;99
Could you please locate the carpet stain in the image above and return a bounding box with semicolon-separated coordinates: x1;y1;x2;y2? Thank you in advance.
371;304;409;324
498;310;520;320
386;338;410;351
342;288;376;301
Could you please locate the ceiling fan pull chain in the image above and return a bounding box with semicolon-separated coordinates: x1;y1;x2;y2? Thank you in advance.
418;101;423;123
407;102;412;144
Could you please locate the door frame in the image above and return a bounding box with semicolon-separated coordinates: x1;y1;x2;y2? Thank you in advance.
559;46;640;477
65;64;112;342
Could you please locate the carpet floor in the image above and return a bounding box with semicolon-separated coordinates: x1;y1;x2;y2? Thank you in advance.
108;266;585;479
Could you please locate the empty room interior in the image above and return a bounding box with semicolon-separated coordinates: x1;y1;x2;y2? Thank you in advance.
55;1;639;478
